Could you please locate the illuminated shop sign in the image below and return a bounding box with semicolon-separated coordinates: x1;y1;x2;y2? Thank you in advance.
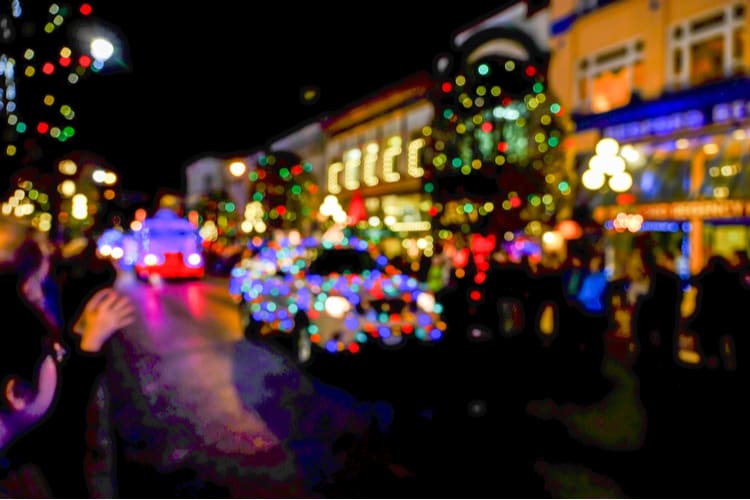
594;200;750;223
604;216;684;233
327;136;425;194
603;110;705;142
603;100;750;142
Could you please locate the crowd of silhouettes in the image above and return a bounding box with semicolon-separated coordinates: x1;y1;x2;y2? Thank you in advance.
360;232;748;497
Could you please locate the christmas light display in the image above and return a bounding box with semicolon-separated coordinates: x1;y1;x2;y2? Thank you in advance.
245;151;320;235
0;1;113;164
421;53;576;247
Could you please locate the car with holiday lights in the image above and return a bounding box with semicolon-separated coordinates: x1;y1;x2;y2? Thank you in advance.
228;232;319;302
96;227;138;270
230;231;447;363
132;208;205;280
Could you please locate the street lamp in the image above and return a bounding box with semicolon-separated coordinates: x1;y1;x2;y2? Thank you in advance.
89;37;114;63
226;158;249;213
69;17;128;73
581;137;633;193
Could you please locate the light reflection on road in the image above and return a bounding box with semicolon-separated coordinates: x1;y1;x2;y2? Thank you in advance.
107;273;284;492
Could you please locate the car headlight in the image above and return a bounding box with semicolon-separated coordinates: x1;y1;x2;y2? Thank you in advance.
325;296;352;319
416;292;436;313
186;252;203;266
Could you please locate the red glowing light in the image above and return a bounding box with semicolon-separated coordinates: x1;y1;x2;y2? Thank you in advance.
428;206;438;217
348;343;360;353
471;234;496;256
59;57;71;67
616;193;637;205
474;272;486;285
497;142;508;152
453;247;470;268
291;164;303;175
510;196;522;208
469;289;482;302
36;121;50;134
441;81;453;93
275;205;286;216
79;3;93;15
42;62;55;75
525;66;537;77
78;55;92;68
481;122;493;133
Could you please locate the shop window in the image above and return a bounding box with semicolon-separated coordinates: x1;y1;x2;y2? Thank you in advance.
576;41;643;114
668;3;746;88
690;36;725;86
632;155;690;202
699;136;750;199
591;67;631;113
700;157;742;199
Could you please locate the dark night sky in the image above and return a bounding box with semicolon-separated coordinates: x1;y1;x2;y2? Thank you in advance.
68;1;513;197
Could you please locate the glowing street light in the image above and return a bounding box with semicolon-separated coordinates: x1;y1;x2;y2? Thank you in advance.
229;160;247;177
581;137;633;193
70;17;128;72
90;37;114;62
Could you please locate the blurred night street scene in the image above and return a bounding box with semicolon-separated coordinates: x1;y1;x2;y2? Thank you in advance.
0;0;749;498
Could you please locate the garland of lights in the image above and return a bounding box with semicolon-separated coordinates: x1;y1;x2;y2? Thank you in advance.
422;55;573;243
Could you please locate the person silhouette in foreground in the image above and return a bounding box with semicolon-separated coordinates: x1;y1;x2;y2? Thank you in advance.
0;231;136;498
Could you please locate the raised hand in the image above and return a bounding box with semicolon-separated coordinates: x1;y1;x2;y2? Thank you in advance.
74;287;137;353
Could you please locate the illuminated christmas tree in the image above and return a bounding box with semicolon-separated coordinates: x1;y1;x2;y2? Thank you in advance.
245;150;320;236
0;0;119;167
421;29;575;250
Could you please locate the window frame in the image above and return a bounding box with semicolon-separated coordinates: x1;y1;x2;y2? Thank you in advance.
575;38;644;114
666;3;746;89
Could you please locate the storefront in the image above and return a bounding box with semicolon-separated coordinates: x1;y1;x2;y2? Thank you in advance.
575;77;750;276
321;73;436;262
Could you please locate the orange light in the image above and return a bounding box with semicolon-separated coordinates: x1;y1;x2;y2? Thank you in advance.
556;219;583;240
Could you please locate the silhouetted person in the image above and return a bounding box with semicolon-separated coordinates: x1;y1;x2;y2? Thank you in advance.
31;233;124;498
600;237;685;497
690;254;747;371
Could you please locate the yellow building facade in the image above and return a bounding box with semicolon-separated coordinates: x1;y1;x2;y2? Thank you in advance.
549;0;749;275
